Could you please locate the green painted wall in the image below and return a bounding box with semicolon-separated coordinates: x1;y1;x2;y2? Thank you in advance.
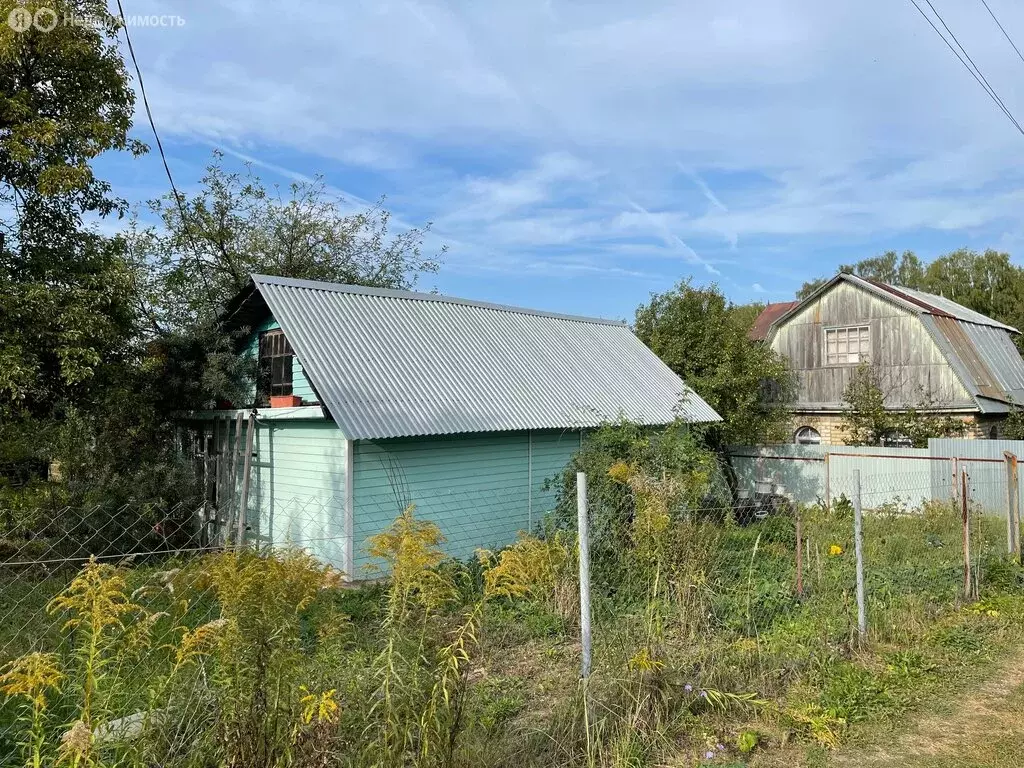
243;318;317;403
352;429;582;571
200;418;584;578
247;419;347;570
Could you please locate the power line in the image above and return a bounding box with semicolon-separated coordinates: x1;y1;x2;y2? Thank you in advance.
923;0;1019;123
114;0;213;296
907;0;1024;139
979;0;1024;67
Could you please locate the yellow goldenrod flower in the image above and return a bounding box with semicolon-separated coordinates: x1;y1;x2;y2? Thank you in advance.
0;652;62;710
299;686;340;725
607;461;632;483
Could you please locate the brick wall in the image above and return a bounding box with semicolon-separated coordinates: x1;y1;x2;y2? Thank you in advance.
790;413;984;445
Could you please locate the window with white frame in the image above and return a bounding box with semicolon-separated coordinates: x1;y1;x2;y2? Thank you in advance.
824;325;870;366
794;426;821;445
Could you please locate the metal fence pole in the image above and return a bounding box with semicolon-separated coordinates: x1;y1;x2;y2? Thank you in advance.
824;452;831;510
853;469;867;641
795;508;804;598
576;471;592;679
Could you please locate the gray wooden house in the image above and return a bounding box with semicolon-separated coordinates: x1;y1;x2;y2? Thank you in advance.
752;273;1024;444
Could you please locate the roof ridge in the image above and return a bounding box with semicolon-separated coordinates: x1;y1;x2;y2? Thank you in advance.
860;276;1017;332
251;274;628;327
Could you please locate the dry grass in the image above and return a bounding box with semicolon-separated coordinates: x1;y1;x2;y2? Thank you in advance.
751;651;1024;768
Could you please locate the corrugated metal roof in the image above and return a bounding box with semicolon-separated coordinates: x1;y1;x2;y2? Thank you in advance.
882;284;1018;332
250;275;721;439
958;322;1024;404
749;301;799;341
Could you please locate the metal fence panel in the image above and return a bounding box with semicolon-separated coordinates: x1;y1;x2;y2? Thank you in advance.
729;445;936;509
931;438;1024;515
728;445;825;505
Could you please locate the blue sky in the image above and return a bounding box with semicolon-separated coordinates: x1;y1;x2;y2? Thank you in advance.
97;0;1024;322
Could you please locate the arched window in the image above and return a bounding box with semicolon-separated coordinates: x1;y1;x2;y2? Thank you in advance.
794;426;821;445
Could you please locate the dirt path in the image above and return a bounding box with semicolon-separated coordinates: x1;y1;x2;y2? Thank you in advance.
829;652;1024;767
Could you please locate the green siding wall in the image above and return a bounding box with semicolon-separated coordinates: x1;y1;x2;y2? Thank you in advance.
244;318;317;403
352;430;582;571
246;419;348;569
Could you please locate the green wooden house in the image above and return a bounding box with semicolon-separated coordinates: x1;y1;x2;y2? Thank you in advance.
192;275;720;577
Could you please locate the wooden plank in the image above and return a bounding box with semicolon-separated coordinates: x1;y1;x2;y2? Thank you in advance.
236;411;256;551
224;412;244;547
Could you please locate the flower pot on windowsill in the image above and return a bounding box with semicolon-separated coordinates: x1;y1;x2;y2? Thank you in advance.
269;395;302;408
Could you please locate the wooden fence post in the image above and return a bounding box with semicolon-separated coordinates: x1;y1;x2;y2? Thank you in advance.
224;411;244;547
236;410;257;552
961;470;972;600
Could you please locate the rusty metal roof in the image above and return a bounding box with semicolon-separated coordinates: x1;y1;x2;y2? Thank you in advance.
749;301;799;341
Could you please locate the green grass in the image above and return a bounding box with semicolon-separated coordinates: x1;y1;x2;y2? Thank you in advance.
1;500;1023;767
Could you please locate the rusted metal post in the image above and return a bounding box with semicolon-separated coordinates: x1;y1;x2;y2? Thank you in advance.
236;411;257;552
961;470;971;600
1005;452;1020;561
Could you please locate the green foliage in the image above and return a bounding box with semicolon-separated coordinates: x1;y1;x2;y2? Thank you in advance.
1003;408;1024;440
553;420;726;591
2;500;1024;767
841;361;969;447
634;280;795;445
736;729;759;753
0;0;146;420
133;150;442;334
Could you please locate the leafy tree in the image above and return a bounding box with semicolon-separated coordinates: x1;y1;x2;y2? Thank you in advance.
0;1;146;420
1003;409;1024;440
634;280;794;445
841;362;967;447
126;153;445;410
0;1;162;504
796;251;924;299
133;151;443;334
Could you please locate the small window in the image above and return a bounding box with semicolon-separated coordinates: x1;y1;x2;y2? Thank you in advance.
794;426;821;445
881;432;913;448
825;325;870;366
258;329;294;403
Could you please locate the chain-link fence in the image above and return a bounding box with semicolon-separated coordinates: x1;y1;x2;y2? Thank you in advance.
0;466;1019;764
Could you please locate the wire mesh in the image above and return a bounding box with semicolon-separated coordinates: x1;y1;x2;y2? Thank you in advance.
0;466;1019;764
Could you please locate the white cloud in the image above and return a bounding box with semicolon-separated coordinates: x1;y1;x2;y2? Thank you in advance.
114;0;1024;298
